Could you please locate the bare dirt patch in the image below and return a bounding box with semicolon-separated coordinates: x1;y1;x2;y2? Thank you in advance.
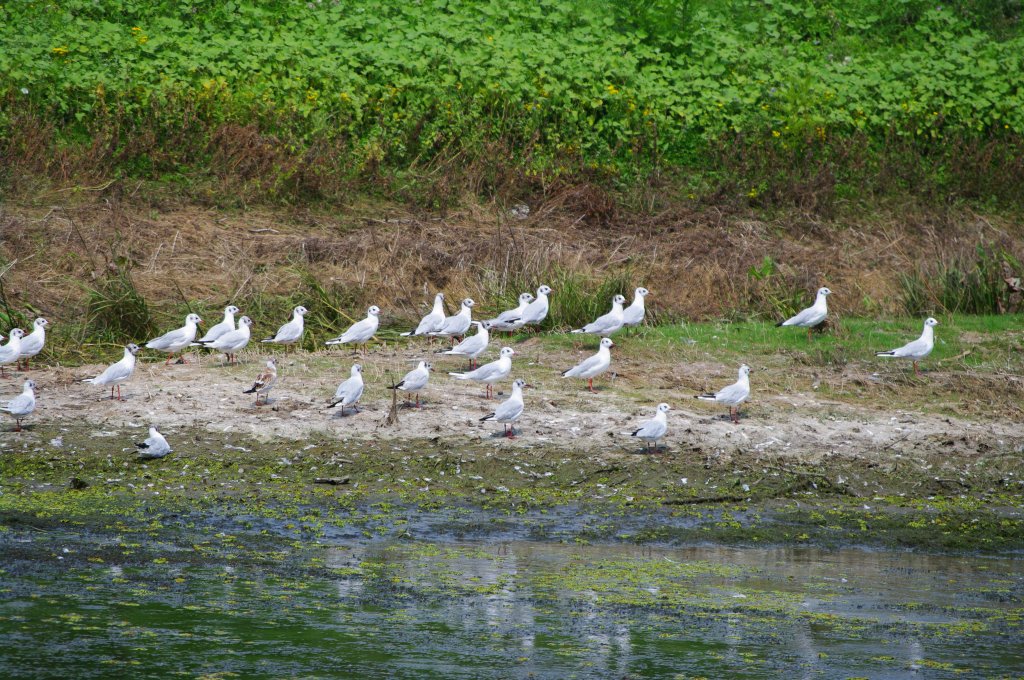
9;340;1022;476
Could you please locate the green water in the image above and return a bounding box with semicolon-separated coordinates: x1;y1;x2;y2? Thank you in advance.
2;507;1022;679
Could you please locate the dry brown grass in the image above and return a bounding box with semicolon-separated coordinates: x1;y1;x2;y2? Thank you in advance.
1;189;1022;334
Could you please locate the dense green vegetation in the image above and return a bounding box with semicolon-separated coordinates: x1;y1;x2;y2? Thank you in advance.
1;0;1022;208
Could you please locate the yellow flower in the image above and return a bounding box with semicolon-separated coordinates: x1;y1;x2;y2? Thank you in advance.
606;84;619;95
772;130;780;137
51;46;69;56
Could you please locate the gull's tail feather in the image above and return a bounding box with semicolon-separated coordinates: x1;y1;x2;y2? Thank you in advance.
696;394;717;401
480;413;496;422
876;350;897;357
448;372;469;380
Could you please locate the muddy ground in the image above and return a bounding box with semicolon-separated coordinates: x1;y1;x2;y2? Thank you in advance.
8;334;1023;469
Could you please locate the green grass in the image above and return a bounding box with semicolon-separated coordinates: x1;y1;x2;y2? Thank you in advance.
1;0;1022;208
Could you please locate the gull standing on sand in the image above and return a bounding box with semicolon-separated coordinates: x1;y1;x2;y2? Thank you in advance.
561;337;614;393
83;343;140;400
2;379;36;432
430;298;474;341
196;305;239;344
777;287;831;340
146;313;203;364
572;295;626;335
480;378;527;438
696;364;752;424
626;403;670;452
440;321;490;369
18;318;48;370
519;285;552;329
263;305;307;348
0;329;25;377
486;292;535;332
876;317;938;375
622;287;649;328
449;347;515;399
389;360;431;407
197;316;252;364
243;357;277;405
401;293;446;337
136;426;171;459
326;306;380;349
328;364;364;415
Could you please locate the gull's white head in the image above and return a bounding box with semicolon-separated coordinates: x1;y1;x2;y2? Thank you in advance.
437;293;446;301
818;287;832;297
739;364;751;378
225;305;240;315
239;316;254;327
500;347;516;358
186;313;203;325
422;361;434;372
635;287;649;298
519;292;535;304
351;363;362;374
613;294;626;305
24;379;36;392
127;343;141;355
368;306;381;316
513;378;527;390
294;305;308;316
34;318;49;329
537;285;552;296
600;337;614;349
462;298;475;309
265;357;276;368
925;317;939;327
8;329;24;339
656;403;670;414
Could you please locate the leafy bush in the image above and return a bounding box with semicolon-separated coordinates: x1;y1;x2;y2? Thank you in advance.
0;0;1022;207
